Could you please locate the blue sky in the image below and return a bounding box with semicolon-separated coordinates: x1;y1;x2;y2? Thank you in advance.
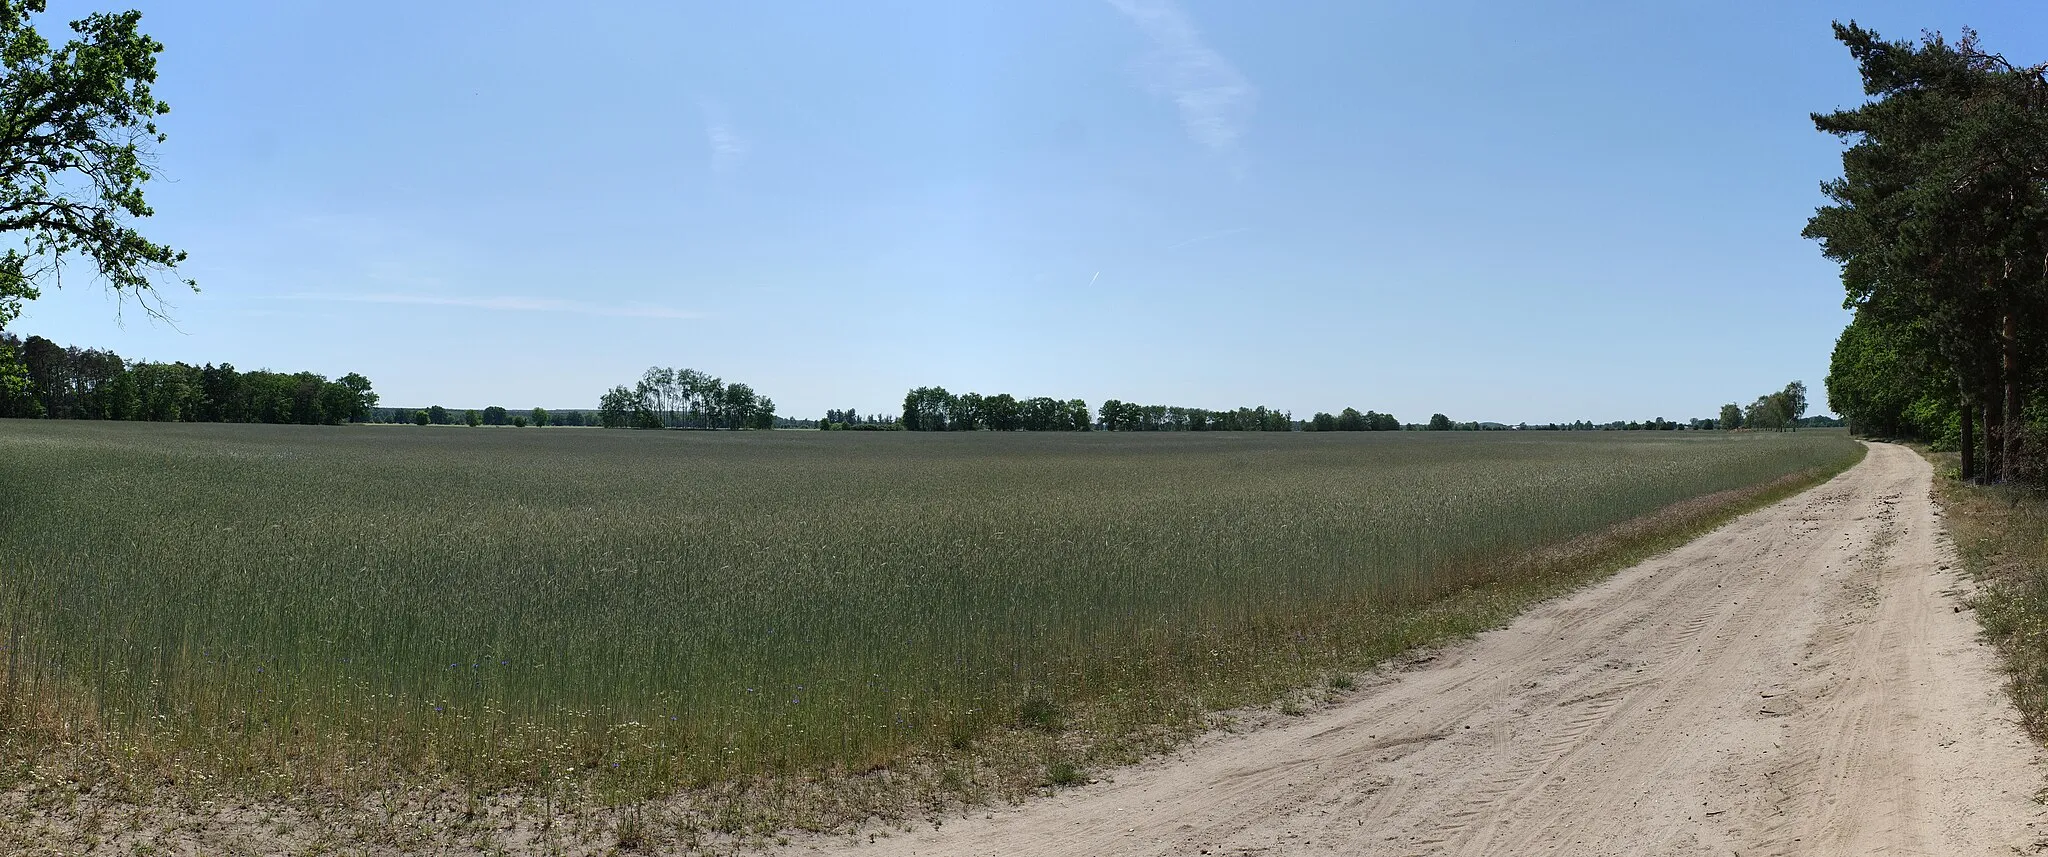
12;1;2044;421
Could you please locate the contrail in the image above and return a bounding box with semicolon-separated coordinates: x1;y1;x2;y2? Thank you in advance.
1089;272;1100;287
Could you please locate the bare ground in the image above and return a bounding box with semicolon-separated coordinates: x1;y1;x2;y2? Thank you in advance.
799;442;2047;856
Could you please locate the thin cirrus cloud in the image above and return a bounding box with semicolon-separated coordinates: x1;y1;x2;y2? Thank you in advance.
700;99;748;173
1165;226;1252;250
1106;0;1255;154
273;292;703;320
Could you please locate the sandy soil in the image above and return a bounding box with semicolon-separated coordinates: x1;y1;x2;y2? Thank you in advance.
802;442;2047;856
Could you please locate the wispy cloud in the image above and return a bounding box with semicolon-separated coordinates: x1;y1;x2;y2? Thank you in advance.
273;292;702;320
1165;226;1252;250
1107;0;1255;153
700;99;748;173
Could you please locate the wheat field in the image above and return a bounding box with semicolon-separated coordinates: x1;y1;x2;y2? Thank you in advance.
0;422;1862;808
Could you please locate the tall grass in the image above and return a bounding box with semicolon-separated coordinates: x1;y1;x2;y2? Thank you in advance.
0;423;1862;803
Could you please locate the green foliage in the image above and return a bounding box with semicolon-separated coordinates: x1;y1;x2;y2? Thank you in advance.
0;425;1861;800
1045;761;1082;787
911;387;1308;432
0;335;35;417
531;407;548;428
1016;691;1062;732
336;373;376;421
1427;413;1452;431
463;408;480;427
482;405;508;426
1827;310;1953;438
1091;398;1288;432
1805;23;2048;480
902;386;951;431
604;367;775;430
1736;382;1808;433
412;408;429;426
597;386;635;429
0;1;191;327
1311;407;1398;432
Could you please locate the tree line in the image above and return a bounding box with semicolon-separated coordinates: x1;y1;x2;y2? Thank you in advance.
820;408;900;430
1807;23;2048;483
1714;382;1809;433
1306;408;1401;431
899;387;1092;431
597;366;777;430
1097;400;1297;432
364;405;587;428
899;386;1308;431
0;333;376;425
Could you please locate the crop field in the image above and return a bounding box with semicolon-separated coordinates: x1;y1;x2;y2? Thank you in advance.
0;422;1862;829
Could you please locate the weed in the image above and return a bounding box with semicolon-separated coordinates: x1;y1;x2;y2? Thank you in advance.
1045;761;1082;787
1016;692;1063;733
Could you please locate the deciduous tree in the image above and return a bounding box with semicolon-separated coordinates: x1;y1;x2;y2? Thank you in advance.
0;2;192;329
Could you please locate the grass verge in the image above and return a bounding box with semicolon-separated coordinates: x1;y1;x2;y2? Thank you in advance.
1922;448;2048;740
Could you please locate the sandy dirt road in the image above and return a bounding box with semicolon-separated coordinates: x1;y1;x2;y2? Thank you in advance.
805;442;2045;856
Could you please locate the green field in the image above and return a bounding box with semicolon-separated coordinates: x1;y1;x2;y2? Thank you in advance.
0;422;1862;814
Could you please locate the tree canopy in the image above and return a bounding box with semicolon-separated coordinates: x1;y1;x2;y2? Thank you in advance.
0;332;375;423
1807;22;2048;480
596;366;776;430
0;1;190;331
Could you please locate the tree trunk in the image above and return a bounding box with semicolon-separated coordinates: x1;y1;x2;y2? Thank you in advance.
1987;392;2004;484
2005;312;2023;482
1961;396;1976;482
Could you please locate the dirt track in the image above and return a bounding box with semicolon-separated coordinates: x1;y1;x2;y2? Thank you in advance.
806;442;2045;856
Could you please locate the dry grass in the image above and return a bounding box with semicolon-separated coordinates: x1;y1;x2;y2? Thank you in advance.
1923;448;2048;740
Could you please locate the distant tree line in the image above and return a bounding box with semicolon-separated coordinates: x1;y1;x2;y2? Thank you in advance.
899;386;1305;432
365;405;585;427
597;367;776;430
820;408;901;430
1713;382;1809;432
1804;24;2048;482
1305;407;1400;431
899;387;1092;431
1097;400;1295;431
0;333;376;424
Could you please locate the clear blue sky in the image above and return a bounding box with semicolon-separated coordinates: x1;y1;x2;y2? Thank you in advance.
13;1;2044;422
